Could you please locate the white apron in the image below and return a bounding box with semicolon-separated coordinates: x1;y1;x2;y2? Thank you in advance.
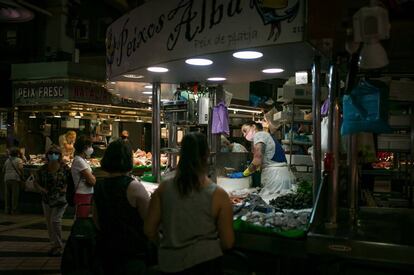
259;162;296;203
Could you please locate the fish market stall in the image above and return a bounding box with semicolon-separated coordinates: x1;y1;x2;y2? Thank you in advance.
105;0;346;272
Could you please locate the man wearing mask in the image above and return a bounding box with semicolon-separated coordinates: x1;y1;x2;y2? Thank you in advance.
120;130;133;152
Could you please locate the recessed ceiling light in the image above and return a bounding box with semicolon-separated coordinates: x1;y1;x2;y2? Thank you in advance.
144;85;153;89
147;66;168;73
143;91;152;95
123;74;144;79
232;51;263;59
207;77;226;81
185;58;213;66
262;68;284;74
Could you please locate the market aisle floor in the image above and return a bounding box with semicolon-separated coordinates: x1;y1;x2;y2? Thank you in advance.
0;212;73;274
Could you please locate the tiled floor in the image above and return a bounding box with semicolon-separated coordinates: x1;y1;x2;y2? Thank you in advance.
0;213;73;274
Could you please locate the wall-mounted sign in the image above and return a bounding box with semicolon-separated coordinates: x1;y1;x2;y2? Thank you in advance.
13;79;150;109
13;80;69;105
106;0;305;79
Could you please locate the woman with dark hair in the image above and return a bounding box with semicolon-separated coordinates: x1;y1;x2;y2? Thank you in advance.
93;139;150;274
145;132;234;274
3;147;24;214
241;121;295;200
71;136;96;218
34;145;70;256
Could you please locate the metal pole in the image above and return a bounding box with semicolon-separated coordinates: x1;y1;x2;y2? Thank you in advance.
151;82;161;183
327;63;339;226
312;56;322;204
349;135;358;224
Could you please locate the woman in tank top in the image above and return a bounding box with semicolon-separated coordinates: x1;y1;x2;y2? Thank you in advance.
145;132;234;274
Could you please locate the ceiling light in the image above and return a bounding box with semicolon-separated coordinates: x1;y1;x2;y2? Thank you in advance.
262;68;284;74
136;117;143;122
123;74;144;79
232;51;263;59
144;85;153;89
74;112;82;119
53;112;61;118
185;58;213;66
29;112;36;119
228;107;262;114
110;81;116;84
147;66;168;73
207;77;226;81
143;91;152;95
114;117;121;122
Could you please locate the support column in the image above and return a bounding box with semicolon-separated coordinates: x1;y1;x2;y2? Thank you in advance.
312;56;322;204
151;82;161;183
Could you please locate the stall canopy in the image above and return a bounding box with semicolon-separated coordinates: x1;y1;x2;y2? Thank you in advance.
106;0;317;83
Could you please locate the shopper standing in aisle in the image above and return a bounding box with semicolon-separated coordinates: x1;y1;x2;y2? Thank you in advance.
71;136;96;218
34;145;70;256
2;147;24;214
93;139;150;274
145;132;234;275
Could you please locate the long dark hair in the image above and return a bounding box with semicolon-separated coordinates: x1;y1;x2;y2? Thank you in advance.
174;132;209;196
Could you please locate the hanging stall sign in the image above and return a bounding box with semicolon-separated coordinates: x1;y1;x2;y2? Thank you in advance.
106;0;305;79
13;80;69;105
69;82;112;105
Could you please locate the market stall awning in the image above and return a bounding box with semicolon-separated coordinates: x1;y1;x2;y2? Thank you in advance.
106;0;316;84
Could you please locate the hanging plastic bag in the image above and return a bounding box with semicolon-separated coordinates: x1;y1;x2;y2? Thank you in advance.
321;117;329;156
24;175;36;192
341;79;392;135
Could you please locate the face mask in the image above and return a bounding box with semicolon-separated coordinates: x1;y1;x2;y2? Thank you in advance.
245;129;255;142
85;147;94;157
48;153;60;162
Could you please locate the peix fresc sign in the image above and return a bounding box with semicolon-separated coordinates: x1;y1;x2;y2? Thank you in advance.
13;81;68;105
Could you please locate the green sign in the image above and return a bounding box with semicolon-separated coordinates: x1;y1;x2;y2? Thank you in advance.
13;80;69;105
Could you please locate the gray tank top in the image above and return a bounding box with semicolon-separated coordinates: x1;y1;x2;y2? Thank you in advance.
159;179;223;272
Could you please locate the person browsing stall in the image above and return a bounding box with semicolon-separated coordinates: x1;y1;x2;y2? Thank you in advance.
145;132;234;274
34;145;70;256
71;136;96;218
59;131;77;158
3;147;24;214
241;121;295;198
93;139;150;274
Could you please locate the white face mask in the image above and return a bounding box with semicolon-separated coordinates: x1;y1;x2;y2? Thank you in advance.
85;147;94;157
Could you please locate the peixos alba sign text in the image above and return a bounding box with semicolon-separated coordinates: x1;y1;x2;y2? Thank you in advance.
106;0;305;79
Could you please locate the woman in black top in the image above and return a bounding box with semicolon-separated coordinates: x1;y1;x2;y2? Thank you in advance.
34;145;70;256
93;139;150;274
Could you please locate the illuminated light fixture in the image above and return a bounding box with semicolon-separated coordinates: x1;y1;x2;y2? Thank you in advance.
128;97;132;100
136;117;143;122
115;93;121;96
262;68;284;74
147;66;168;73
74;112;82;119
114;117;121;122
29;112;36;119
53;112;61;118
110;81;116;84
295;71;308;85
143;91;152;95
123;74;144;79
185;58;213;66
207;77;226;81
144;85;153;89
232;51;263;59
228;107;262;114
